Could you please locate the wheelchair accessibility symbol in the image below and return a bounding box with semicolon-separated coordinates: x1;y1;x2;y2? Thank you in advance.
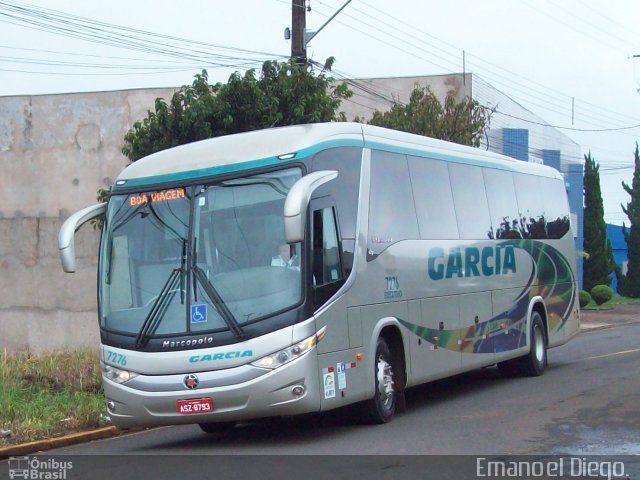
191;304;208;324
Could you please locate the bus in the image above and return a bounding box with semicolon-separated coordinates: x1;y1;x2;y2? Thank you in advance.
59;122;580;430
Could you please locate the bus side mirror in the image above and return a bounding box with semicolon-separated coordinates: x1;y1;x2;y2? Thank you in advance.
284;170;337;243
59;202;107;273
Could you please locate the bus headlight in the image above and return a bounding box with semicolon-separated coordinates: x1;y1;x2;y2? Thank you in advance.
251;327;326;370
101;362;138;384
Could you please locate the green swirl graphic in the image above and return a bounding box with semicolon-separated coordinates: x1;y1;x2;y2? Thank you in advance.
399;240;576;354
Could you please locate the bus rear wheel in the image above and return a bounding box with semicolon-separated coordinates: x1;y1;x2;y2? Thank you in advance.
364;337;396;424
198;421;237;434
497;311;547;377
519;311;547;376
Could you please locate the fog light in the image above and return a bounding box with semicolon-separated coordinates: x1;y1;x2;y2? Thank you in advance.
107;401;116;412
291;385;305;397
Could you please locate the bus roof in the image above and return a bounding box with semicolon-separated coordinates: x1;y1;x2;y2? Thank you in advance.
115;122;562;188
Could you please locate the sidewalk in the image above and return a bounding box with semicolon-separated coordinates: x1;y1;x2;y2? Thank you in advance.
580;303;640;331
0;427;122;459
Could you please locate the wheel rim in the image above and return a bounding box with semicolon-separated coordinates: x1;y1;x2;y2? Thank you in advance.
533;324;545;364
376;357;395;410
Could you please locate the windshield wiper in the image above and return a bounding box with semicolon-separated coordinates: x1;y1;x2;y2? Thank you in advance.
192;265;245;339
135;268;181;348
219;178;290;196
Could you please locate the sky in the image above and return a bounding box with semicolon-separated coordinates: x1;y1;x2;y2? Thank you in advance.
1;0;640;225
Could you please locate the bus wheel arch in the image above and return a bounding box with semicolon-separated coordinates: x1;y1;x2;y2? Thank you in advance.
531;301;549;349
498;300;548;377
379;325;407;394
364;324;407;423
518;301;548;376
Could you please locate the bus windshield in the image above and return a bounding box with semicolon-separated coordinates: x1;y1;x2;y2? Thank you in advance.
99;167;303;340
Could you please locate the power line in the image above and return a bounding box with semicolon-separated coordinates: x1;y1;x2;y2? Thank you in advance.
492;110;640;133
0;66;199;76
574;0;640;46
524;0;640;55
0;1;285;58
313;0;640;133
0;44;204;65
0;1;288;73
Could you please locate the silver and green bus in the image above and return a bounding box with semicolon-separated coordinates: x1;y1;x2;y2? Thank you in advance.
59;122;580;431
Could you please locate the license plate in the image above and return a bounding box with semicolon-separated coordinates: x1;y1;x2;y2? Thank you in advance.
176;398;213;414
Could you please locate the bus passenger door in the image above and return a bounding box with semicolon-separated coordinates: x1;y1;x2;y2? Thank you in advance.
310;199;348;354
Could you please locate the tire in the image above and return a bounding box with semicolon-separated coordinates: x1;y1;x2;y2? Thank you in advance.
364;337;397;424
519;311;547;377
198;421;236;434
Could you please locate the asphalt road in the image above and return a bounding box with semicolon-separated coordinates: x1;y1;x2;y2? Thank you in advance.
48;323;640;456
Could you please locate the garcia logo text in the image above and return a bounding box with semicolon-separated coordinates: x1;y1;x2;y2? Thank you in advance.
428;245;517;281
189;350;253;363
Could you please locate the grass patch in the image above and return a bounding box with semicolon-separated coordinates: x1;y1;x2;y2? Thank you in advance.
582;294;640;310
609;295;640;305
0;349;107;446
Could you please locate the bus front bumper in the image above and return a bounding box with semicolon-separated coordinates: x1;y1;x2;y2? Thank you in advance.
103;351;321;428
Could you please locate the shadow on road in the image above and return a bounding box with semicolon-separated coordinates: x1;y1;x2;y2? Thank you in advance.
131;365;549;452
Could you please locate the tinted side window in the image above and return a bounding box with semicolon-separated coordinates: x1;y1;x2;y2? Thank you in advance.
313;147;362;274
483;168;522;239
514;173;547;239
408;155;458;240
369;150;419;256
312;147;362;240
312;207;343;285
448;163;492;240
541;177;571;239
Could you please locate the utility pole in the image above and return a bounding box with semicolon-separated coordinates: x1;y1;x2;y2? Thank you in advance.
291;0;307;64
290;0;352;65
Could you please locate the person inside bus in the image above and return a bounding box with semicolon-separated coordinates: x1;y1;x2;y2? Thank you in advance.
271;243;300;270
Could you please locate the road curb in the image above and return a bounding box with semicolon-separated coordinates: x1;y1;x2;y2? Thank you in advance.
580;322;611;331
580;320;640;332
0;426;122;458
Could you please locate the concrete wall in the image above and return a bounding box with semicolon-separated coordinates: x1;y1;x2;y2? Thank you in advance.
0;88;174;354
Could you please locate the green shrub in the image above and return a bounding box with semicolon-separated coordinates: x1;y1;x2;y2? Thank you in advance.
590;285;614;305
579;290;592;308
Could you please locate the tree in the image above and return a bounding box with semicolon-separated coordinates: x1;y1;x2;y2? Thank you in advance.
582;152;615;291
121;57;351;162
95;58;350;203
616;143;640;297
367;84;490;147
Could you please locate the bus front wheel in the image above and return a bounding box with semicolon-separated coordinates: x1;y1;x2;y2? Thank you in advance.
364;337;396;424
